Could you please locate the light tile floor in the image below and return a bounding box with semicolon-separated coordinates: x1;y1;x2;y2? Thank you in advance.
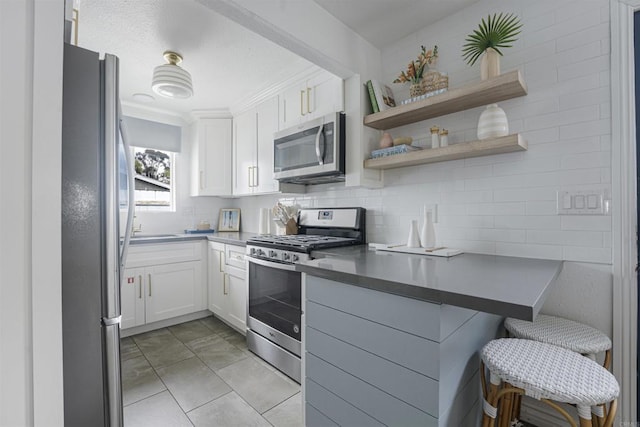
121;316;302;427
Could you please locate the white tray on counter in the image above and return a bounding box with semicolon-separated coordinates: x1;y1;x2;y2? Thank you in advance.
369;243;463;257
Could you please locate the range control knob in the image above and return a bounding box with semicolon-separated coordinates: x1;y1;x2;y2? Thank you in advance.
282;252;291;261
256;249;265;257
291;254;299;262
269;250;278;259
250;248;256;256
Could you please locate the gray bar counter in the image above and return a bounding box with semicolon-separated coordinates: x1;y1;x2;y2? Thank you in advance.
297;245;563;321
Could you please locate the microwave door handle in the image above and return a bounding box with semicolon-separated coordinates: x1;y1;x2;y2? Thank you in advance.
314;124;325;165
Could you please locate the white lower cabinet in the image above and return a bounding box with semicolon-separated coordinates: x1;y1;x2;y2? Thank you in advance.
207;242;247;333
121;241;206;330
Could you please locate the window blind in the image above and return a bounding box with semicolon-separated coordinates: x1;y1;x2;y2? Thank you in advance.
122;116;182;152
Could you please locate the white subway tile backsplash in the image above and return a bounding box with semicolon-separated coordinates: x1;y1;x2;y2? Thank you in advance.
527;230;603;247
493;187;557;202
556;22;609;52
561;151;610;170
561;216;611;231
525;201;558;215
466;202;526;216
495;216;561;231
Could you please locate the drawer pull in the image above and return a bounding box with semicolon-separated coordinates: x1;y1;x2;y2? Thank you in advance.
148;274;152;297
223;274;228;295
219;252;224;272
138;275;142;299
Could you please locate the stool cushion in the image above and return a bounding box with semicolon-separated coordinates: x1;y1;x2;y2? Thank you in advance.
482;339;619;405
505;315;611;355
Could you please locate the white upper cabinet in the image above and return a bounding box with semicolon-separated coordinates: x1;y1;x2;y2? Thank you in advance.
279;69;344;130
233;96;302;196
190;118;232;197
233;109;256;196
255;97;280;194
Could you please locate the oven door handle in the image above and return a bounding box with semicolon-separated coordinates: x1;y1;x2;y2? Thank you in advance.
248;256;298;271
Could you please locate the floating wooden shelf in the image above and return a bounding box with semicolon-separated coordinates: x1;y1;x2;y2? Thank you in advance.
363;134;527;170
363;71;528;130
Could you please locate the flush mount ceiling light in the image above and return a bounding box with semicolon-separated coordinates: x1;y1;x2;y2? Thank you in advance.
152;51;193;99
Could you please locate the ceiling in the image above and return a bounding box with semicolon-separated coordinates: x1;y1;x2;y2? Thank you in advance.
78;0;478;118
313;0;480;49
78;0;313;117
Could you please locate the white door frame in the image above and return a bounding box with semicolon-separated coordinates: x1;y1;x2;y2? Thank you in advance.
611;0;639;421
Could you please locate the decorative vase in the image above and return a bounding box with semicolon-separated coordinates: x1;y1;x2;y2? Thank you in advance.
477;103;509;140
420;209;436;248
480;47;501;80
407;220;421;248
409;82;426;97
379;132;393;148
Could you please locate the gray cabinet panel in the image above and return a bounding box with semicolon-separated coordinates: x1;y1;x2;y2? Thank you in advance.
306;301;440;378
439;304;477;341
306;403;339;427
306;276;441;340
306;353;437;427
307;327;439;416
306;379;385;427
439;312;502;415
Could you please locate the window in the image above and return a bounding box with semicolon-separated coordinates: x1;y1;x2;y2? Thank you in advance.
132;147;174;210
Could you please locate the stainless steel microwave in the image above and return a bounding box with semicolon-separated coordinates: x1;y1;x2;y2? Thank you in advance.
273;112;345;184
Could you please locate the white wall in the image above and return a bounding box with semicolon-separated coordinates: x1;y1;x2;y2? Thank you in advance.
234;0;614;339
1;0;65;425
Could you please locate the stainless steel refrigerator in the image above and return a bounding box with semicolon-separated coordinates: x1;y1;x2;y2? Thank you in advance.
61;43;134;426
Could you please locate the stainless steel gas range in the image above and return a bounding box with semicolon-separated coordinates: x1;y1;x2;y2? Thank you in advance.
245;207;366;383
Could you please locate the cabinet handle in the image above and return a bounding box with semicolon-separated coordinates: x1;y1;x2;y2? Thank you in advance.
219;251;224;273
223;273;228;295
300;90;305;116
148;274;152;297
307;87;312;114
200;171;204;189
138;275;142;299
248;166;253;188
253;166;258;188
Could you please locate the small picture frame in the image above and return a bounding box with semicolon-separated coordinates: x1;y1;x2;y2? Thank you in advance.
218;208;241;232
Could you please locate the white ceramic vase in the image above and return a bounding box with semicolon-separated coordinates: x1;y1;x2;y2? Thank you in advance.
407;220;421;248
420;210;436;248
477;103;509;140
480;47;500;80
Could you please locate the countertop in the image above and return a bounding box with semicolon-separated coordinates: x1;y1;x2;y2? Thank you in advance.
128;231;257;246
297;246;563;321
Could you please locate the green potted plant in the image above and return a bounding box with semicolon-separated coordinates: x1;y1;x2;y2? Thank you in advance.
462;13;522;80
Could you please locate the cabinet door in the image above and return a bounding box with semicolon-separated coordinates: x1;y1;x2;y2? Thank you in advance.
233;109;257;196
225;265;247;333
145;261;203;323
207;242;226;317
280;83;305;129
307;72;344;121
197;118;232;197
255;96;280;194
121;267;145;329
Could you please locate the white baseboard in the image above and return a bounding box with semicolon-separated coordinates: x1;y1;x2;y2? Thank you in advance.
121;310;212;338
520;396;575;426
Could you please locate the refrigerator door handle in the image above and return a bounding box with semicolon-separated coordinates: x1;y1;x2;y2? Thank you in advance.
102;315;122;326
118;105;135;271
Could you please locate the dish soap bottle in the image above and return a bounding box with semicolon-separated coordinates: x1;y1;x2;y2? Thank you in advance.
420;208;436;248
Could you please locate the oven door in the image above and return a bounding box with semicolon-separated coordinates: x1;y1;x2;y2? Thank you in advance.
247;257;302;356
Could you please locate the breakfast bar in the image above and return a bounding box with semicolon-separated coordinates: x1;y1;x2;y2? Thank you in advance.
297;247;563;426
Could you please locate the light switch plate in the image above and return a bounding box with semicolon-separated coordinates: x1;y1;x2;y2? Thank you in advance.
557;190;605;215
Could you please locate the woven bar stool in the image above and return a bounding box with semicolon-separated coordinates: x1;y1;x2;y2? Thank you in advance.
480;339;619;427
504;315;612;423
